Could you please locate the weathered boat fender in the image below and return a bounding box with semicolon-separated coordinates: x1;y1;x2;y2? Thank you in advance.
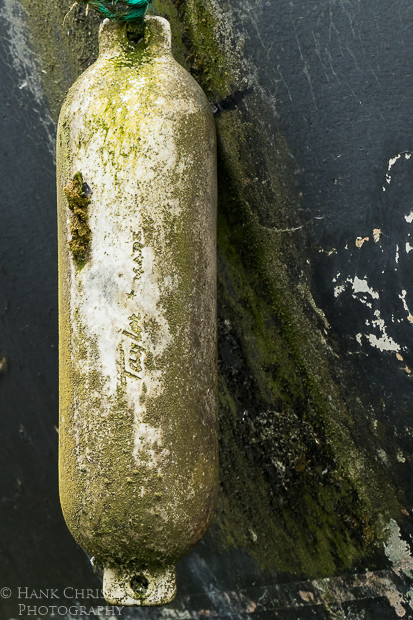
57;15;218;606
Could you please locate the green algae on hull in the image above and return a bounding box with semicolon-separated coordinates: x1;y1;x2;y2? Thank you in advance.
212;111;400;577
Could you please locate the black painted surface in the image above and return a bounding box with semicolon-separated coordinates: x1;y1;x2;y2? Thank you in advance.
1;1;413;618
244;1;413;412
238;0;413;516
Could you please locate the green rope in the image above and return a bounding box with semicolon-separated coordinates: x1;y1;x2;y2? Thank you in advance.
77;0;152;22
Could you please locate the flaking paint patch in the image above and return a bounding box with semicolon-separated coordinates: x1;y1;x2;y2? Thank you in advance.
373;228;382;243
355;236;369;248
333;283;346;298
334;273;402;352
382;152;412;192
365;309;400;352
352;276;379;299
399;290;413;324
334;275;379;301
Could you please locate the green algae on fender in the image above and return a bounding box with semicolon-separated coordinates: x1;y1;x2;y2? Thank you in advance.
57;15;218;605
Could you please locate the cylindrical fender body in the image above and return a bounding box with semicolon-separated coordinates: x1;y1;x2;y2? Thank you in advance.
57;16;218;606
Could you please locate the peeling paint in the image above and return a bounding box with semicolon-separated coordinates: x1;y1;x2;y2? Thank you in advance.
355;235;369;248
373;228;382;243
399;290;413;324
352;276;379;299
333;283;346;298
333;275;379;301
365;310;400;352
383;152;412;192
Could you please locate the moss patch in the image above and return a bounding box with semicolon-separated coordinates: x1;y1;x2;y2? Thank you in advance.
64;171;91;267
171;0;231;99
